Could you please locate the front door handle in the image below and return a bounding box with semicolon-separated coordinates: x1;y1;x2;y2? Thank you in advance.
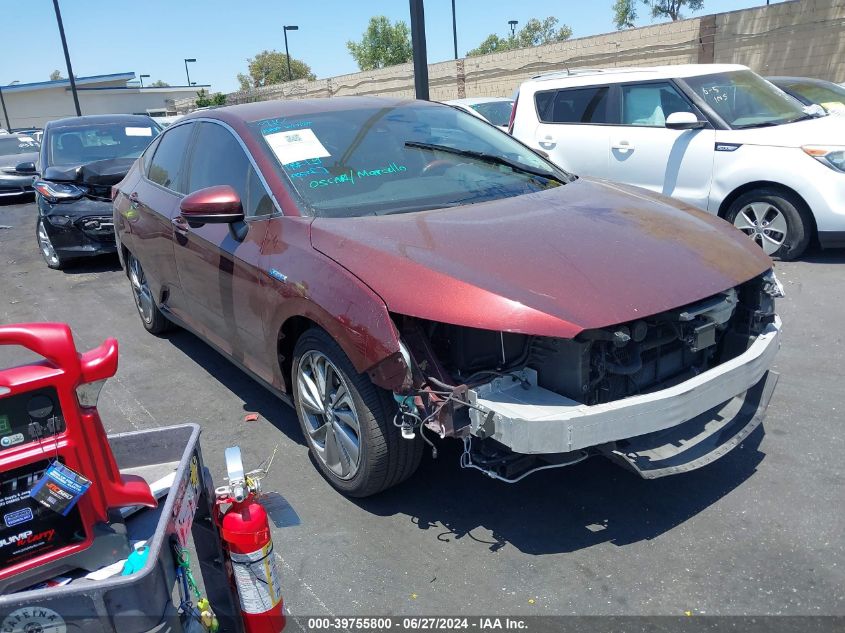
171;216;189;236
612;141;635;151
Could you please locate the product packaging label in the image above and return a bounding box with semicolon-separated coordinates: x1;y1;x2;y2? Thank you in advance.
30;462;91;516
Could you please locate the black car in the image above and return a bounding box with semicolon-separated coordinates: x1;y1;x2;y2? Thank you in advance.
34;114;160;269
0;133;39;199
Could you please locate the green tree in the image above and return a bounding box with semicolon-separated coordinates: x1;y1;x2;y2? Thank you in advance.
347;16;412;70
467;17;572;57
238;50;315;89
49;70;63;81
613;0;703;29
150;79;170;87
195;89;226;108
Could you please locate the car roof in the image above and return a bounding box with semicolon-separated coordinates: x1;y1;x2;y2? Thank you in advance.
184;96;435;126
445;97;513;106
45;114;157;130
521;64;749;89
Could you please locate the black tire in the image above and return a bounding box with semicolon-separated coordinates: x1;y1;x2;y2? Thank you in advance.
127;253;173;335
292;328;422;497
724;188;813;261
36;218;69;270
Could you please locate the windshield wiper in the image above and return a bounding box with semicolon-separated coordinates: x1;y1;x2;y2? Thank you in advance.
736;121;781;129
404;141;567;184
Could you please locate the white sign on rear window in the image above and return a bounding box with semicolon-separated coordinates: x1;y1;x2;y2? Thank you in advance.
17;136;34;143
264;128;330;165
125;127;153;137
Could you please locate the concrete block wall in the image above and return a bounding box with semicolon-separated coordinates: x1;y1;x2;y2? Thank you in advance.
173;0;844;113
713;0;845;82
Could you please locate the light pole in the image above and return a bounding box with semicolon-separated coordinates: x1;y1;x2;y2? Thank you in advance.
508;20;518;38
53;0;81;116
451;0;458;59
283;25;299;82
184;58;196;86
139;74;150;88
0;84;10;130
409;0;429;100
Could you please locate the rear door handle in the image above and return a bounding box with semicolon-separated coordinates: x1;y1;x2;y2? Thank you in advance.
128;192;139;209
539;134;557;150
171;216;189;236
612;141;634;151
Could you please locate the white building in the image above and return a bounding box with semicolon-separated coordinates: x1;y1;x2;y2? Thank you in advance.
0;73;211;129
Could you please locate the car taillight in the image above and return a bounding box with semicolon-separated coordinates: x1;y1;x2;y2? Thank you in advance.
111;186;118;201
507;93;519;135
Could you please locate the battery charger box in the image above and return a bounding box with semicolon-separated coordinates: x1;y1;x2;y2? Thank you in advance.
0;323;156;592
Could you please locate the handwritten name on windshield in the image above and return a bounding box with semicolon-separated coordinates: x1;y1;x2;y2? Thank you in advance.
261;119;313;135
308;163;407;188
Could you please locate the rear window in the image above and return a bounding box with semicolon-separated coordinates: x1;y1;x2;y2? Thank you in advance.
469;101;514;127
0;136;38;156
535;87;610;124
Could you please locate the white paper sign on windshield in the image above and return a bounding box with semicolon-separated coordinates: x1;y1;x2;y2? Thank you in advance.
125;127;153;137
264;129;330;165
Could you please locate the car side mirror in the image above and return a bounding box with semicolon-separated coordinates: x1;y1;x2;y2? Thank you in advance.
15;161;36;174
180;185;245;228
665;112;706;130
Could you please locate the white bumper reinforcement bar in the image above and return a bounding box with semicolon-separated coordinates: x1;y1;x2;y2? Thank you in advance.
467;317;782;455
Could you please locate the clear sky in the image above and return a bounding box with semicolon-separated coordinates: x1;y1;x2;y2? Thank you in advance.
2;0;780;94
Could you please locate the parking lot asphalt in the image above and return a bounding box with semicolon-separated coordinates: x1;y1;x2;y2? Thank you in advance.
1;197;844;619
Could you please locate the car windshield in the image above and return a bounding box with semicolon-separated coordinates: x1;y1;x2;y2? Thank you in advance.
781;80;845;112
470;101;514;127
249;102;569;217
0;136;39;156
48;122;159;166
683;70;809;129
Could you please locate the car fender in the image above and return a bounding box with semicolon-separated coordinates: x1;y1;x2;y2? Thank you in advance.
709;144;814;215
260;221;404;394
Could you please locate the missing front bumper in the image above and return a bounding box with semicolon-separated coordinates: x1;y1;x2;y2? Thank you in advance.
466;318;781;470
602;370;777;478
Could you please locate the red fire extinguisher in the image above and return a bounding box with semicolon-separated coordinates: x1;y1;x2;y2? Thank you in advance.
215;447;285;633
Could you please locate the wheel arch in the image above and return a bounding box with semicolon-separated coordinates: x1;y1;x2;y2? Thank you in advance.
718;181;816;227
274;299;405;397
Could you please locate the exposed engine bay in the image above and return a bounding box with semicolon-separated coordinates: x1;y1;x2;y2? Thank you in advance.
388;270;783;482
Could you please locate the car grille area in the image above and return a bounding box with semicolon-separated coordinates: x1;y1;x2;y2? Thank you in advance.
76;216;115;243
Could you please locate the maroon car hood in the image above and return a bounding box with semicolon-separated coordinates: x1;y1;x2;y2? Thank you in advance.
310;178;771;338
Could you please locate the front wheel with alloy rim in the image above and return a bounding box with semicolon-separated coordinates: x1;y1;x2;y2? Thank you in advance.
36;219;67;269
725;188;813;261
292;328;422;497
127;254;173;334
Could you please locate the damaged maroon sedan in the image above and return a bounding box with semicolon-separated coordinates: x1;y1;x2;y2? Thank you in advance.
113;97;782;497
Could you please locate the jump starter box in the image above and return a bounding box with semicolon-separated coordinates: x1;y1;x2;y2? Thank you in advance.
0;323;156;593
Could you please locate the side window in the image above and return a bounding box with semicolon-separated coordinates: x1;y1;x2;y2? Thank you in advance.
141;135;162;176
535;87;610;124
246;169;275;218
621;82;694;127
148;123;193;192
187;122;272;218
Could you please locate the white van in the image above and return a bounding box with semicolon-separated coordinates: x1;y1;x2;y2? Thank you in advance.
510;64;845;260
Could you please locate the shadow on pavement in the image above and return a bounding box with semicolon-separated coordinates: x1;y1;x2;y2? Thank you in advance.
353;425;766;555
165;328;304;446
61;254;122;274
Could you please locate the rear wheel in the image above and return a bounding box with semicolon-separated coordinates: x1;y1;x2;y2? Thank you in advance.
292;328;422;497
36;219;67;270
128;253;172;334
725;188;812;261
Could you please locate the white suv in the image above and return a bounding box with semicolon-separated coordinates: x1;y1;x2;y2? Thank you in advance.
510;64;845;260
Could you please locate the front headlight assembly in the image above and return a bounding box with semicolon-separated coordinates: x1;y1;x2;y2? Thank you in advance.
802;145;845;172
